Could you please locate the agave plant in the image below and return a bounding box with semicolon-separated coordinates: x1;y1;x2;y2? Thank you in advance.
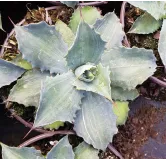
0;4;157;159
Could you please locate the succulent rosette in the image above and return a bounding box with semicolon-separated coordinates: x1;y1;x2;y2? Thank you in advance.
0;3;158;158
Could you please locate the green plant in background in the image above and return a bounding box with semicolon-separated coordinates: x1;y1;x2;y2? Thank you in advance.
0;1;158;159
127;1;166;68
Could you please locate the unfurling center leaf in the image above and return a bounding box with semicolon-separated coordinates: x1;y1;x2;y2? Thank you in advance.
75;63;98;82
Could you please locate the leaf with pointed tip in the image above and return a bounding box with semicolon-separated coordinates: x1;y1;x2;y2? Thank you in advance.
101;47;157;90
128;13;162;34
94;12;125;49
34;71;83;127
55;19;75;47
8;69;48;107
0;13;5;32
74;142;99;159
113;101;129;126
112;86;138;101
0;59;25;88
15;21;68;74
66;21;106;71
11;54;32;70
158;19;166;66
69;6;101;34
74;92;118;150
47;136;74;159
1;143;43;159
61;1;78;8
128;1;166;20
74;63;112;101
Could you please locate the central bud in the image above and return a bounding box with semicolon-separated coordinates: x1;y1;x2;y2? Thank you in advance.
75;63;98;82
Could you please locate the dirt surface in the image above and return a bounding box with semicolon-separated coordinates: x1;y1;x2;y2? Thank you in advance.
100;96;166;159
114;101;166;158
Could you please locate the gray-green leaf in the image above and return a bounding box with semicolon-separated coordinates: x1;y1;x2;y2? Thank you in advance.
15;21;68;74
74;92;118;150
128;13;162;34
128;1;166;20
74;63;112;101
0;59;25;88
11;54;32;70
8;69;48;107
113;101;129;126
61;1;78;8
74;142;99;159
112;86;138;101
69;6;102;34
1;143;43;159
101;47;157;90
34;71;83;128
55;19;75;47
94;12;125;49
66;21;106;71
158;19;166;66
47;136;74;159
